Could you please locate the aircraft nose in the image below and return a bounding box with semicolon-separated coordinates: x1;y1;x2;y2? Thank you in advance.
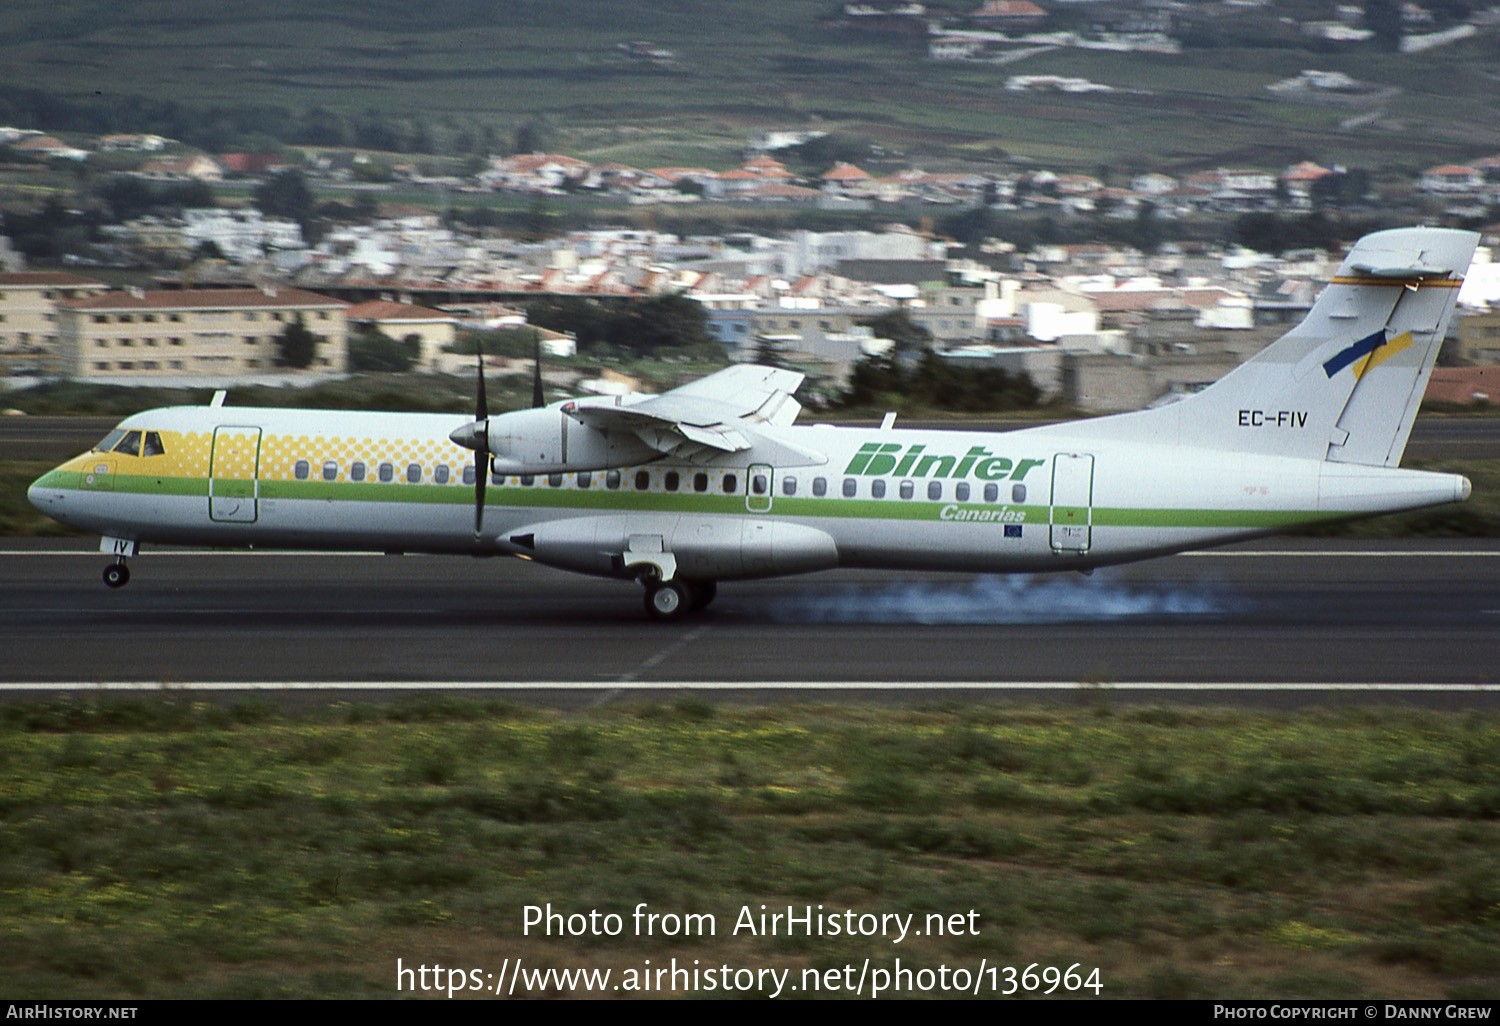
27;471;59;514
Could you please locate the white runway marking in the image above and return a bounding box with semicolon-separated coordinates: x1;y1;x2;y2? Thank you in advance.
618;624;711;683
1;681;1497;692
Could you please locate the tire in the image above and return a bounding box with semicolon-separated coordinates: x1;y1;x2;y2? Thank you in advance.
644;580;691;622
687;579;717;610
103;563;130;589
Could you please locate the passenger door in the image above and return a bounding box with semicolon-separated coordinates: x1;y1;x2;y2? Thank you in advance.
1049;452;1094;553
209;426;262;523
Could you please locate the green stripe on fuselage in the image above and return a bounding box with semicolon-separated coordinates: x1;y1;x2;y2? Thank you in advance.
82;472;1346;530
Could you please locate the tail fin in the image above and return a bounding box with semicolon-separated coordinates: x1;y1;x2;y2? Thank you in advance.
1108;227;1477;466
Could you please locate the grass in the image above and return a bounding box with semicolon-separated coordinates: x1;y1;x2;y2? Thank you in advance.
1;697;1498;998
0;1;1493;172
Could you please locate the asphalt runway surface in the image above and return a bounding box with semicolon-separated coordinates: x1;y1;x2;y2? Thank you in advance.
2;539;1497;707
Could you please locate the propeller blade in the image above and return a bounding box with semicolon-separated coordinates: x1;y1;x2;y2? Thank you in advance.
532;331;544;409
474;448;487;536
474;340;489;536
476;338;489;422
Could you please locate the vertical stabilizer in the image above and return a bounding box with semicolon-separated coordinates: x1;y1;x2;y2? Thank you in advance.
1090;228;1477;466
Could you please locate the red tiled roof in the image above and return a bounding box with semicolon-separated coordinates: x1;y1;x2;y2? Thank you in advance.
1425;366;1500;404
0;272;109;288
61;287;347;311
346;300;452;321
823;162;872;181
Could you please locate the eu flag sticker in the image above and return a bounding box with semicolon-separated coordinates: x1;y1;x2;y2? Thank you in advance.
1004;524;1022;538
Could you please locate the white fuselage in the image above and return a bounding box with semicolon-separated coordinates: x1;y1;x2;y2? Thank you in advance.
28;403;1468;581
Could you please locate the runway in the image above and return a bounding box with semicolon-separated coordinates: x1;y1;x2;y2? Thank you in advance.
2;538;1497;705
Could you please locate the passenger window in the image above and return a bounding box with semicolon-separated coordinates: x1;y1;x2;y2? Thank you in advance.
955;482;970;501
407;463;422;484
548;473;563;487
322;460;337;481
842;478;857;498
783;476;797;496
751;474;767;495
694;472;708;493
1012;484;1027;503
351;461;366;482
378;462;394;483
294;460;310;481
812;477;827;497
723;474;737;494
606;469;621;489
577;471;591;488
435;464;450;485
462;465;474;486
871;479;886;499
113;431;142;457
984;483;999;503
142;431;166;457
899;480;914;500
928;481;942;501
635;470;650;490
665;471;680;492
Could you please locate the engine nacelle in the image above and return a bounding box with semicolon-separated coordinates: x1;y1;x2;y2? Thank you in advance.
503;513;839;582
484;407;658;474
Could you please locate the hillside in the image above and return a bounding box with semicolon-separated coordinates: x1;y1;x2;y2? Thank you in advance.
1;1;1498;173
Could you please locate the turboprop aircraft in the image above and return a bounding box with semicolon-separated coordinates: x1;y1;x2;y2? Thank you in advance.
27;227;1478;620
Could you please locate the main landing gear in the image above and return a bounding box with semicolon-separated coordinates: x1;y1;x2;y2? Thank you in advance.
642;577;717;622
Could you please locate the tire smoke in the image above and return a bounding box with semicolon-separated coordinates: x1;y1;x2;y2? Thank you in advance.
764;573;1246;625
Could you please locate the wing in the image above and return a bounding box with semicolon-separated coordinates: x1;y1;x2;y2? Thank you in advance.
562;364;804;461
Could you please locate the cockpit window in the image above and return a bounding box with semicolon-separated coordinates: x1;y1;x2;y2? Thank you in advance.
142;431;166;457
95;429;126;453
112;431;142;457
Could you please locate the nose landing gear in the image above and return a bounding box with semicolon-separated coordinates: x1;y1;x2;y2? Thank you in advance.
103;560;131;589
99;536;136;589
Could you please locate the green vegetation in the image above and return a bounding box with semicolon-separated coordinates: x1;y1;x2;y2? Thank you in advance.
839;351;1041;415
2;697;1498;998
0;1;1495;173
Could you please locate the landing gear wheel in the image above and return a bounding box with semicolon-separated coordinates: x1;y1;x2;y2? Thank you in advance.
687;579;717;610
644;579;691;622
103;563;130;589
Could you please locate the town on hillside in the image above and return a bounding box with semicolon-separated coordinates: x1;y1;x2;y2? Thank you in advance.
3;115;1500;412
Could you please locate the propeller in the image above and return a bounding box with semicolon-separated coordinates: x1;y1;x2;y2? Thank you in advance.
473;343;489;536
447;338;491;538
531;329;545;409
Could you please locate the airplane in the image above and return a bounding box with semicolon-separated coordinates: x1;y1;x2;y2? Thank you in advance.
27;226;1479;621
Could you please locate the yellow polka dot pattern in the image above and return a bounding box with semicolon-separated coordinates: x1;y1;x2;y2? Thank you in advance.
257;434;473;484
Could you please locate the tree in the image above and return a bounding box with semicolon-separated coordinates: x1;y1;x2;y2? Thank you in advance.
275;315;319;369
607;294;713;354
1364;0;1404;52
348;325;417;372
253;169;315;228
857;309;932;358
